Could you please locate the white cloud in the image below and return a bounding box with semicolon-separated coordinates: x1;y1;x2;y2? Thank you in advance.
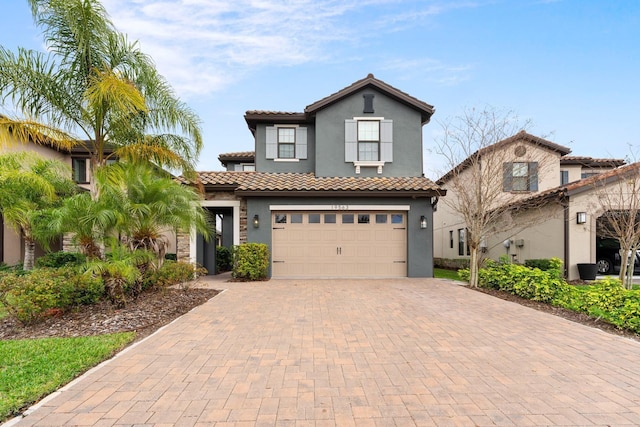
100;0;480;98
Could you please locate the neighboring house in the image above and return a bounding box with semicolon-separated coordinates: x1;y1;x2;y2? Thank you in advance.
179;74;445;278
433;131;627;280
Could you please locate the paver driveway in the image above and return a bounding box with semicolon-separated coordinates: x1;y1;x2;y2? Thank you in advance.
8;277;640;426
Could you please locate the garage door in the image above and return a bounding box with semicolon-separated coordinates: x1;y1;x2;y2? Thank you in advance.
272;211;407;278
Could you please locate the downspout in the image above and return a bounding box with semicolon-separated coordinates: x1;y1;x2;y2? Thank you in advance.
563;195;569;279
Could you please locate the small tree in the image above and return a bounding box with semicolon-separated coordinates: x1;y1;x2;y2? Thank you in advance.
0;152;76;269
435;107;559;287
592;161;640;289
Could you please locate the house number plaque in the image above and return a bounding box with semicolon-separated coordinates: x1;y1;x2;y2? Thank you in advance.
331;204;349;210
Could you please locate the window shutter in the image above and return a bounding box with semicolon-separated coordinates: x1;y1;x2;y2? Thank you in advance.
503;163;513;191
345;120;357;162
380;119;393;162
266;126;277;159
528;162;539;191
296;127;307;159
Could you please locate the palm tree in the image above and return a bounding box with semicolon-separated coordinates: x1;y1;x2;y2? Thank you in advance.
49;192;118;259
97;162;212;267
0;0;202;194
0;152;77;270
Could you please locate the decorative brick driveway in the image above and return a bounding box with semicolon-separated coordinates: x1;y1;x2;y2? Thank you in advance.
8;278;640;426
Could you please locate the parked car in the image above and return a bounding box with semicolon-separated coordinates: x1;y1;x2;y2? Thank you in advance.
596;237;640;274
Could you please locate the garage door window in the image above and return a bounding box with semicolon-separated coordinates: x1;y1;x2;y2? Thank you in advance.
391;214;403;224
342;214;354;224
324;214;336;223
291;214;303;223
376;214;387;224
358;214;370;224
275;214;287;223
309;213;321;223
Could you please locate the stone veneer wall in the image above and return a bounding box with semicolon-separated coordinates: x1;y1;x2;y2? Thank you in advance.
176;191;247;263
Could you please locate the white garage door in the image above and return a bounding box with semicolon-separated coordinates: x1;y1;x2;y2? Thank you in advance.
271;211;407;278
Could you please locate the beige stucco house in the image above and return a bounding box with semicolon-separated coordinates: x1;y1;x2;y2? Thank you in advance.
434;131;627;280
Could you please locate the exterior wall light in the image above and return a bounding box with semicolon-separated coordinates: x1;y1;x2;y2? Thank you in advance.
420;215;427;229
576;212;587;224
253;214;260;228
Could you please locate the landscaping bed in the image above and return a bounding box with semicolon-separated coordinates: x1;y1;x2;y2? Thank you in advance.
0;287;219;341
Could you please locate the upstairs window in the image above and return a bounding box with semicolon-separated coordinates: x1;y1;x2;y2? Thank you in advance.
357;120;379;161
503;162;538;192
345;118;393;173
277;127;295;159
266;126;307;160
72;158;87;183
560;170;569;185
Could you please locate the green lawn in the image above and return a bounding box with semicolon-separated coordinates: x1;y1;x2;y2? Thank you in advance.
0;332;135;421
434;268;463;281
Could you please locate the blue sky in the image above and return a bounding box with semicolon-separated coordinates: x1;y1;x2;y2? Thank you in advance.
2;0;639;179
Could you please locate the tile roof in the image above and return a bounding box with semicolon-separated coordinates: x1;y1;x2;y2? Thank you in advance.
218;151;255;166
180;171;444;196
560;156;625;167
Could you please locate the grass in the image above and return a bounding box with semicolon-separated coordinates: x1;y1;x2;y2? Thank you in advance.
0;332;135;421
434;268;463;281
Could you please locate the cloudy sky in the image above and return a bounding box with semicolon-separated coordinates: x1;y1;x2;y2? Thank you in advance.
2;0;639;178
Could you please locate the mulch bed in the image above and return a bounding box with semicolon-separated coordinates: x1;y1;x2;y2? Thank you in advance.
0;288;219;341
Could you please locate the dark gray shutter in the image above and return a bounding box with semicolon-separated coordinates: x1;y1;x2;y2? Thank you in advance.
266;126;277;159
345;120;357;162
380;120;393;162
295;127;307;159
503;163;513;191
528;162;538;191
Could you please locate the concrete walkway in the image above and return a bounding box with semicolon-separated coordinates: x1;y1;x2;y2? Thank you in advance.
7;277;640;426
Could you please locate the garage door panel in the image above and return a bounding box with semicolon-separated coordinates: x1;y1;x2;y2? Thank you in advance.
272;211;406;278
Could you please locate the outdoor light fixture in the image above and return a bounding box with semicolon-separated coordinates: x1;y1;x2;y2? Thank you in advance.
420;215;427;229
253;214;259;228
576;212;587;224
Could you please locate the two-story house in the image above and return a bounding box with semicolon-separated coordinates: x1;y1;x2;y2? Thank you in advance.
433;131;627;280
180;74;446;278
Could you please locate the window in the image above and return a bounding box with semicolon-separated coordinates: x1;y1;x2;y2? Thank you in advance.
503;162;538;192
345;119;393;165
275;214;287;224
391;214;403;224
449;230;454;249
560;170;569;185
358;214;370;224
324;214;336;224
291;214;303;223
308;213;321;224
581;171;599;179
72;158;87;183
375;214;387;224
357;121;379;161
265;126;307;160
241;163;255;171
458;229;465;256
342;214;354;224
277;127;295;159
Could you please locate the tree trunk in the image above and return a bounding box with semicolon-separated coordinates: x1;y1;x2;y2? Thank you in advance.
469;246;480;287
619;247;633;290
23;238;36;271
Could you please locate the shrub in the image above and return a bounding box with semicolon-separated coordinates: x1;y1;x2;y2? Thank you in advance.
164;253;178;261
477;258;568;303
524;259;555;271
143;260;207;290
434;258;470;270
216;246;233;273
233;243;269;280
35;251;86;268
0;268;103;325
